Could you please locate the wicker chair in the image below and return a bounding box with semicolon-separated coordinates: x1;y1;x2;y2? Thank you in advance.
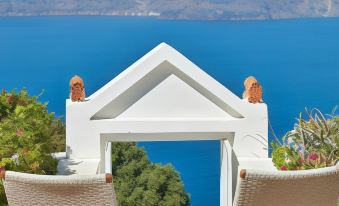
234;163;339;206
0;170;117;206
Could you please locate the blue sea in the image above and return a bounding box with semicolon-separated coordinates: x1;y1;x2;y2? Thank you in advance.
0;16;338;206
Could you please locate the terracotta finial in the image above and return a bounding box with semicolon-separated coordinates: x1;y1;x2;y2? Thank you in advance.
106;173;113;183
70;75;86;102
242;76;263;104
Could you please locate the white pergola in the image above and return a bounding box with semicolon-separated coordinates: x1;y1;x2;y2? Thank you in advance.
62;43;273;206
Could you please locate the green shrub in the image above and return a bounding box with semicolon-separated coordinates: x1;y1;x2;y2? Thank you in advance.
272;108;339;170
0;89;65;204
111;142;190;206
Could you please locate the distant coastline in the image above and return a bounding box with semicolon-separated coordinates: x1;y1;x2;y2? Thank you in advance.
1;0;338;21
1;14;339;23
0;11;160;18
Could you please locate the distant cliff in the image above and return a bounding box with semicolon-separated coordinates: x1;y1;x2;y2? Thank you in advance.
1;0;339;20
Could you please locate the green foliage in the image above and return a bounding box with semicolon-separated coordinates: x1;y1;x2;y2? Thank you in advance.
111;142;190;206
0;181;5;206
0;89;65;205
272;108;339;170
0;89;189;205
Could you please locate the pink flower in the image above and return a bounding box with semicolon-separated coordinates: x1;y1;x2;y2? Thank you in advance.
0;167;4;172
309;153;318;161
281;165;287;170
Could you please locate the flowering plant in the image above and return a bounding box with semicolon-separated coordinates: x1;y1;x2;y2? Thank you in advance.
0;89;65;204
272;108;338;170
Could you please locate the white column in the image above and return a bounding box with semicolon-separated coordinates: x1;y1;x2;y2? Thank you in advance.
99;137;107;173
105;142;112;174
220;139;233;206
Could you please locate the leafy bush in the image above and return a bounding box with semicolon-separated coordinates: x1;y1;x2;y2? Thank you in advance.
272;108;339;170
112;142;190;206
0;89;189;206
0;89;65;204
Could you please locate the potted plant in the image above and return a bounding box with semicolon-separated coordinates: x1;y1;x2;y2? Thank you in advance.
272;108;338;171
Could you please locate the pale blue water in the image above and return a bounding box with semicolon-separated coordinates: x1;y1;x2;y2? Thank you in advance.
0;16;338;206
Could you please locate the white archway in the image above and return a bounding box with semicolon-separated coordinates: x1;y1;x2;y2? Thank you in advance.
64;43;269;205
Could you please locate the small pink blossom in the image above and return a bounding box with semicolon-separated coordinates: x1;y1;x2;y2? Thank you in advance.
281;165;287;170
0;167;4;172
309;153;318;161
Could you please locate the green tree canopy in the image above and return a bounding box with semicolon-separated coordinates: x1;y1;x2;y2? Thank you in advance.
112;142;190;206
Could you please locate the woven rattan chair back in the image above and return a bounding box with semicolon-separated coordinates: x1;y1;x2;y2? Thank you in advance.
233;164;339;206
1;171;117;206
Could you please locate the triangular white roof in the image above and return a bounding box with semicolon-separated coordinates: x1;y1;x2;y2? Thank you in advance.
80;43;264;121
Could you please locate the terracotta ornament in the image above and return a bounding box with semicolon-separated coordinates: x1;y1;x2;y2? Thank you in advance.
70;75;86;102
242;76;263;104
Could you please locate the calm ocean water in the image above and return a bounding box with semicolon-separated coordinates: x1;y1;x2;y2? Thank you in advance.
0;16;338;205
